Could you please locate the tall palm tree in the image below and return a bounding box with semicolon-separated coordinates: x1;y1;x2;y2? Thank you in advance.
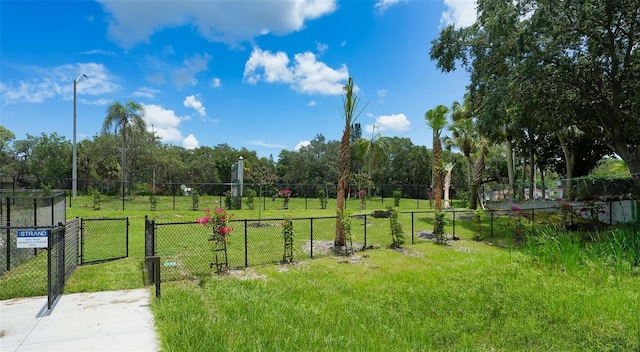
446;99;477;208
103;100;145;196
425;105;449;212
336;78;359;247
443;162;455;209
353;126;388;186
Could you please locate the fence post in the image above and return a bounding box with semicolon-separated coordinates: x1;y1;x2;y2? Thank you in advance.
609;201;613;225
363;214;367;249
33;198;37;226
452;209;456;239
490;210;494;238
6;197;11;272
47;226;53;309
411;212;415;245
244;220;248;267
126;217;130;258
145;256;161;298
80;218;84;265
310;218;314;259
51;195;54;226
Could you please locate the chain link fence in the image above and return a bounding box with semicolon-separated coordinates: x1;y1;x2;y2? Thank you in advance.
145;211;469;283
0;190;73;301
80;218;129;264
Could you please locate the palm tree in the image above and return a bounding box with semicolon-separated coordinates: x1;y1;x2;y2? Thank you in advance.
103;100;145;196
425;105;449;212
443;162;455;209
336;78;359;247
446;99;477;208
353;126;388;191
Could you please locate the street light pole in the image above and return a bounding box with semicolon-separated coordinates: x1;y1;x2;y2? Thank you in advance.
72;73;87;198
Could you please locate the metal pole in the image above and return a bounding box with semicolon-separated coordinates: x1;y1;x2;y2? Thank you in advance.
72;73;86;198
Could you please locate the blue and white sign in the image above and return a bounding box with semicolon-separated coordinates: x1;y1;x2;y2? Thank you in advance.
17;230;49;248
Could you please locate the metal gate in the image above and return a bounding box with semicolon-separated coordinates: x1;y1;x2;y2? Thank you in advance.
80;217;129;264
48;220;78;309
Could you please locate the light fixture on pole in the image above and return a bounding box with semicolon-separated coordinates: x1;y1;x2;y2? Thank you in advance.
72;73;87;198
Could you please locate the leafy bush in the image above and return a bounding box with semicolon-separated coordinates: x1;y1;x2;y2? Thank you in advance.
245;188;257;210
434;212;447;245
389;207;404;248
191;190;199;211
393;190;402;207
318;189;328;209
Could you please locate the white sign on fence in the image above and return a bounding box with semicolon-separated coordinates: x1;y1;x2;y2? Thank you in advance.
16;229;49;248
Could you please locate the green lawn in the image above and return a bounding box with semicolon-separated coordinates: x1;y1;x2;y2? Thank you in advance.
151;240;640;351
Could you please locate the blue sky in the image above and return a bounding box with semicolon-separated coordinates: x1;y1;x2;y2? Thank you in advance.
0;0;474;159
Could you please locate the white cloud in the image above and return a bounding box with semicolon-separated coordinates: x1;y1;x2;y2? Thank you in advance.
210;78;222;88
0;62;119;105
316;41;328;55
182;134;199;149
133;87;161;99
441;0;477;28
375;0;405;14
98;0;337;48
308;100;317;107
294;140;311;150
80;98;111;106
244;48;349;95
364;113;410;134
377;89;387;98
141;103;186;142
172;53;211;87
246;140;288;149
78;49;119;57
244;48;294;84
183;95;206;117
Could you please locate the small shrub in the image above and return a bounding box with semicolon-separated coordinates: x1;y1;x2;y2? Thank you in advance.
356;189;367;210
393;190;402;207
88;187;101;210
472;208;487;241
224;191;232;210
434;212;447;245
149;185;160;211
318;189;328;209
245;188;257;210
192;190;199;211
281;214;294;263
389;207;404;248
339;210;353;255
279;189;291;209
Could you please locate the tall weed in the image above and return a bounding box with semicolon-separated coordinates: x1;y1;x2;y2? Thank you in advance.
527;225;640;274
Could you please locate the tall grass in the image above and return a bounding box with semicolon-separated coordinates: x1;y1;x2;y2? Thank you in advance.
152;240;640;351
526;225;640;274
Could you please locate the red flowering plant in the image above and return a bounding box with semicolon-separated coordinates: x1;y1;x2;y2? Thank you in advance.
279;189;292;209
197;207;234;244
579;196;606;226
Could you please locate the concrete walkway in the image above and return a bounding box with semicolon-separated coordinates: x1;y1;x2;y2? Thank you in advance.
0;288;159;352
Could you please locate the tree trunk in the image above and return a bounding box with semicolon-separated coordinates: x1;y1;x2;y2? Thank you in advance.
444;166;452;209
557;132;576;200
506;139;516;202
471;151;485;210
335;131;350;246
433;140;442;212
529;148;535;200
